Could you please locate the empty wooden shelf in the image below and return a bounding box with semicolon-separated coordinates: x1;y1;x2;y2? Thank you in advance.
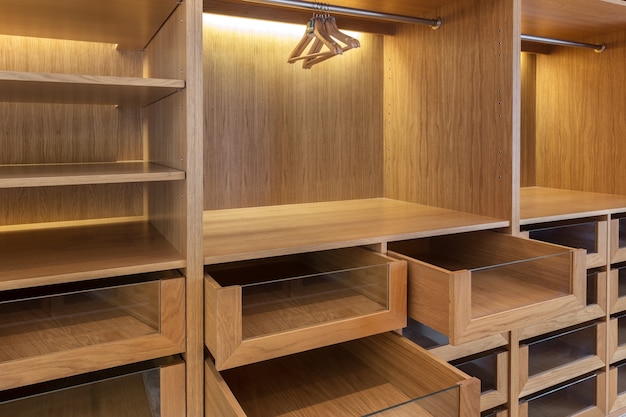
522;217;608;269
0;271;185;390
388;231;586;345
0;70;184;106
0;162;185;188
205;332;480;417
205;247;406;369
0;221;186;291
518;373;606;417
0;357;185;417
203;199;509;264
519;321;606;398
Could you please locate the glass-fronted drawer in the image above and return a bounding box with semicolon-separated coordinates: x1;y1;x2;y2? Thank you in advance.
204;247;406;369
611;214;626;264
452;349;508;412
0;271;185;390
610;263;626;314
519;373;605;417
388;231;586;345
609;360;626;414
519;321;605;398
0;356;185;417
522;218;607;269
205;332;479;417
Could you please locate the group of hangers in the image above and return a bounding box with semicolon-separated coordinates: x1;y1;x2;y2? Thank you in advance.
288;3;360;69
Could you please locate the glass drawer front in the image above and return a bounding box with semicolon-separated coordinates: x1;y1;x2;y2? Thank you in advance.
523;374;597;417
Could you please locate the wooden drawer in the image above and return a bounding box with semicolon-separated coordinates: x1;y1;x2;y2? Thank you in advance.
610;264;626;314
204;247;406;369
609;360;626;414
388;231;586;345
482;408;508;417
205;332;480;417
522;218;608;269
0;357;185;417
0;271;185;390
611;215;626;264
452;349;509;412
519;321;606;398
519;373;606;417
610;313;626;363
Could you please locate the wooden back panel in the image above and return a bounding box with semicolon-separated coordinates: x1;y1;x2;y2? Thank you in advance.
203;17;384;209
532;30;626;195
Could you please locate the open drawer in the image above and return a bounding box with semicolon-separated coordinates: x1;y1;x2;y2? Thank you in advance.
204;247;406;369
522;217;608;269
0;356;185;416
0;271;185;390
205;331;480;417
388;231;586;345
519;321;606;398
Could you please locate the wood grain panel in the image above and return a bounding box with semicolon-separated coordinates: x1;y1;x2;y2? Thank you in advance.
520;53;537;187
534;30;626;195
0;184;143;226
203;18;384;209
384;0;515;220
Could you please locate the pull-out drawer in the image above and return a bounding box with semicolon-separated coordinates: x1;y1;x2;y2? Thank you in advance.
482;408;508;417
609;360;626;414
519;321;606;398
452;349;509;412
388;231;586;345
518;372;606;417
0;271;185;390
0;357;185;417
610;313;626;363
611;214;626;264
610;264;626;314
205;332;480;417
205;247;406;369
522;218;607;269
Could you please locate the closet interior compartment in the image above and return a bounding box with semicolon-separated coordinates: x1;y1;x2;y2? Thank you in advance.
205;331;480;417
0;271;185;391
518;373;606;417
388;230;586;345
521;217;607;269
0;356;185;417
205;247;406;369
518;321;606;398
611;214;626;264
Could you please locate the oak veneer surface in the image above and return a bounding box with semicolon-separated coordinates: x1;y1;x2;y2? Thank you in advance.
0;0;179;49
520;187;626;224
203;198;508;263
0;162;184;188
0;221;185;290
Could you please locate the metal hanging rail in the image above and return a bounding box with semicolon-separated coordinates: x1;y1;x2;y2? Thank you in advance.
521;34;605;52
239;0;442;29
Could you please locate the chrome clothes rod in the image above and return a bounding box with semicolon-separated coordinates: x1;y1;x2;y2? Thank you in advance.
521;34;605;52
240;0;442;28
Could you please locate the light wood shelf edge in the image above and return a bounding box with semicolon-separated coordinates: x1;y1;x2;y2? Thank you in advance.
0;162;185;188
203;198;509;264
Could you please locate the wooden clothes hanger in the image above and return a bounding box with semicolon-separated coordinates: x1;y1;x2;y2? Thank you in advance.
287;7;360;69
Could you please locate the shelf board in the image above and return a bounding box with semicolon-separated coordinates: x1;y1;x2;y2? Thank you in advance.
0;162;185;188
0;0;180;50
203;198;509;264
0;71;184;106
0;221;186;291
521;187;626;224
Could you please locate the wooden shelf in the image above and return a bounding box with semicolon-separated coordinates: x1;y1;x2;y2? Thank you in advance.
0;0;180;49
521;187;626;224
203;198;509;264
0;71;184;106
0;221;186;291
205;332;480;417
0;162;185;188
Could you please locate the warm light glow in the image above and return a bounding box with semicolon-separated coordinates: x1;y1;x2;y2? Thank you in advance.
203;13;361;40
